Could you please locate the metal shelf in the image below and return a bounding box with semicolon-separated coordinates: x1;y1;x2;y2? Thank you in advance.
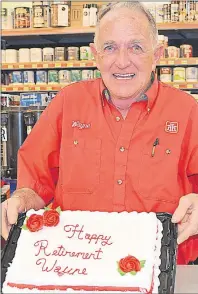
1;84;66;92
2;58;198;71
2;23;198;47
1;82;198;93
2;61;96;70
2;23;198;37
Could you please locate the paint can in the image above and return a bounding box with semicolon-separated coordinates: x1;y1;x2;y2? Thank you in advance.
51;3;70;27
48;70;59;84
70;70;81;82
43;47;54;61
173;67;186;82
32;4;50;28
23;71;35;84
18;48;31;63
81;70;94;80
2;50;6;63
35;70;47;84
30;48;43;62
80;46;92;60
67;47;79;61
59;70;70;83
14;7;31;29
1;8;8;29
180;44;193;58
1;8;14;29
5;49;18;63
186;67;198;82
12;71;23;84
55;47;66;61
160;67;172;82
167;46;179;58
155;3;164;23
94;70;101;79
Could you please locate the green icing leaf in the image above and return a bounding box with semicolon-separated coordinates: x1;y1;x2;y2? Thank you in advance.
56;206;62;214
21;224;28;230
140;260;146;268
117;267;126;276
130;271;137;275
44;207;50;211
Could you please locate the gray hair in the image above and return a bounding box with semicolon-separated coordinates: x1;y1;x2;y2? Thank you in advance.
94;1;158;49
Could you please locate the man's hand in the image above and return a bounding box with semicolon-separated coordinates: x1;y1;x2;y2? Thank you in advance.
1;196;25;240
172;193;198;244
1;188;45;240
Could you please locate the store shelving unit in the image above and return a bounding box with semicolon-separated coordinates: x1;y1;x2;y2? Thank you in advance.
1;22;198;93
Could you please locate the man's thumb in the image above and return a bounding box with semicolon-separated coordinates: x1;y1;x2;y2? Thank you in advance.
172;196;191;223
6;197;21;225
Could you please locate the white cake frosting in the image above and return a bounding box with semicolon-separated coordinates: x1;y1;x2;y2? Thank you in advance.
3;210;163;293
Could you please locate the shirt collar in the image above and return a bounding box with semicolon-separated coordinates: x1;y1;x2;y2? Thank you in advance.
100;73;159;110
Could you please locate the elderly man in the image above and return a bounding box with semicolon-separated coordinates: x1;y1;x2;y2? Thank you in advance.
1;2;198;264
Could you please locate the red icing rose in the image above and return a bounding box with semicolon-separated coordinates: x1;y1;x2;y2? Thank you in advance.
43;210;60;227
26;214;43;232
119;255;141;273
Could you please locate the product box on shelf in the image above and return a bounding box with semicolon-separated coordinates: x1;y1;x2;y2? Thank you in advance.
20;92;51;107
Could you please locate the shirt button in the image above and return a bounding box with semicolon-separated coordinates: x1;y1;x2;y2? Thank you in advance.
120;147;125;152
147;108;150;113
117;179;123;185
74;140;78;145
116;116;121;122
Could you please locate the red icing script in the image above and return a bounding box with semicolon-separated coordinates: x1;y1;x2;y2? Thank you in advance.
34;223;113;277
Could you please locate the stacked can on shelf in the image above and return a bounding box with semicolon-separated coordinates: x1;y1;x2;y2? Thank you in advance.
159;66;198;82
2;69;101;86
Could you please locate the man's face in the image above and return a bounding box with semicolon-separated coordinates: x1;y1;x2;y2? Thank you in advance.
91;7;162;100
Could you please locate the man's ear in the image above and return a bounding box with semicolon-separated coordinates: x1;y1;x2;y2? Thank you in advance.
152;45;164;71
89;43;100;70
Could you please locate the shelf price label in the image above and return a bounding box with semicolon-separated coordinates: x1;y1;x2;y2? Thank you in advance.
67;63;73;67
8;65;14;69
19;64;24;68
187;84;193;89
159;60;167;65
47;87;52;91
55;63;61;68
196;59;198;65
13;87;19;91
173;84;179;89
24;87;29;91
168;60;175;65
35;87;41;91
181;59;187;65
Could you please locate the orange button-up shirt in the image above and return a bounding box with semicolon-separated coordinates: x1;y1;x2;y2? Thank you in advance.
17;78;198;264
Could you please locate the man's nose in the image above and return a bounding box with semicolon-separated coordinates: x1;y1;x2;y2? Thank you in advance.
115;47;131;68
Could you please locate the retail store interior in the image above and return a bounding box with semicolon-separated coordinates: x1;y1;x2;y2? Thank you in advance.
1;0;198;268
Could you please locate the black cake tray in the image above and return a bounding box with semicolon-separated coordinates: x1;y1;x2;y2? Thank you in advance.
1;212;178;294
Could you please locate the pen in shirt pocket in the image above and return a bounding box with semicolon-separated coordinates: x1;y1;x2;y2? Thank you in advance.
151;138;159;157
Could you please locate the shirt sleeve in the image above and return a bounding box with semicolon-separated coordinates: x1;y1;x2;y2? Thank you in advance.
16;90;64;205
186;103;198;178
182;102;198;264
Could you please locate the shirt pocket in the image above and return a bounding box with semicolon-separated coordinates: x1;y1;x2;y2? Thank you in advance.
61;138;101;193
136;144;181;203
